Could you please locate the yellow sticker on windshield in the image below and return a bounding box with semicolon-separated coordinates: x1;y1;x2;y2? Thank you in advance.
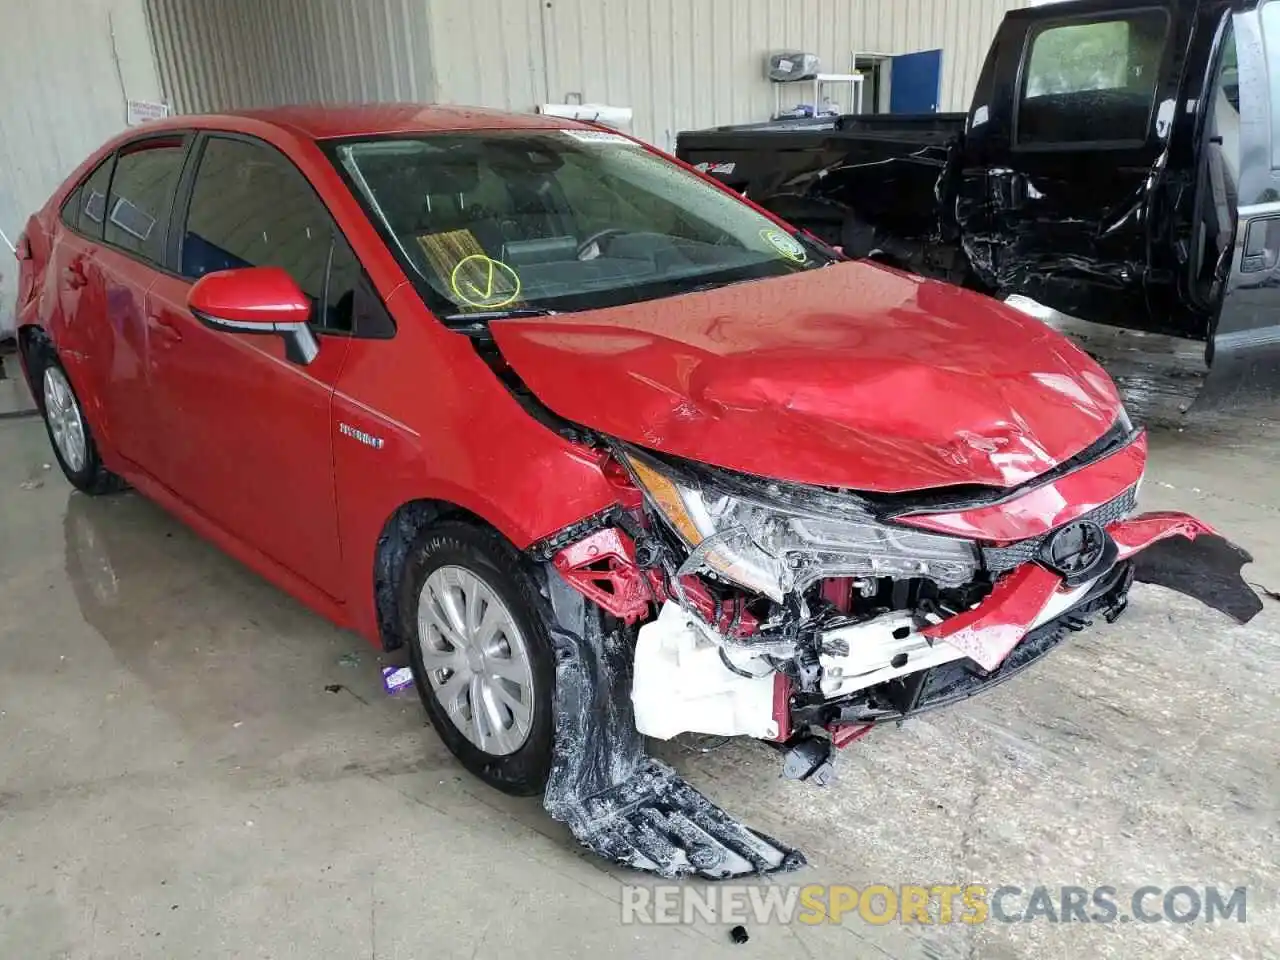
761;228;808;263
449;254;522;310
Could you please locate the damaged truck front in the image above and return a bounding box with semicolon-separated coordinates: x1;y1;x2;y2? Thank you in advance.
480;266;1264;881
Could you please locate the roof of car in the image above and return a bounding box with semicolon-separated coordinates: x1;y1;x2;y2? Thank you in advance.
180;103;583;140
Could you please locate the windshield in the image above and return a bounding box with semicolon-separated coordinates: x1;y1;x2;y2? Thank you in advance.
330;130;829;318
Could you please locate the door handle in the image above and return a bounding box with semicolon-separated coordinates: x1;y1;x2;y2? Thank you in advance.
1241;217;1279;274
150;314;184;343
66;259;89;290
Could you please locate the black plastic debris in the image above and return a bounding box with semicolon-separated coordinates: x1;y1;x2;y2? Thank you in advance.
1131;534;1263;623
730;925;750;944
781;737;835;786
539;571;806;880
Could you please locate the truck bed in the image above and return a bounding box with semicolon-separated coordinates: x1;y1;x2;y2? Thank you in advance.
677;113;965;166
676;112;966;246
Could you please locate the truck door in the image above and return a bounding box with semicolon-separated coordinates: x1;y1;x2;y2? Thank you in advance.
1201;2;1280;406
956;1;1187;335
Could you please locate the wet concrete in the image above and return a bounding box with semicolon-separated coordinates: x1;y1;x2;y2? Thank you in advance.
0;411;1277;959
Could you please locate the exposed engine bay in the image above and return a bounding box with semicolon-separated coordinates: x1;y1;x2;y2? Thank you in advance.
526;428;1263;880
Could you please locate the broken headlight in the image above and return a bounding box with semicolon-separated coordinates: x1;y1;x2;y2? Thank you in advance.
620;448;979;602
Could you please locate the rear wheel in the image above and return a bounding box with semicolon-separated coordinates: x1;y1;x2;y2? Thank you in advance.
33;346;124;495
401;521;555;796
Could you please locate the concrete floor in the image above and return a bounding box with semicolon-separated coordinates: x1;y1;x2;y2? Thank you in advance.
1;407;1278;960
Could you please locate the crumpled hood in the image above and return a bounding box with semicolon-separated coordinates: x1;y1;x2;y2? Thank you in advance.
490;261;1123;493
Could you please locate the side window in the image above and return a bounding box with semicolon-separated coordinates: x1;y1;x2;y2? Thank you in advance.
78;157;115;239
59;187;81;229
182;136;366;333
59;157;115;239
105;138;186;262
1018;11;1169;146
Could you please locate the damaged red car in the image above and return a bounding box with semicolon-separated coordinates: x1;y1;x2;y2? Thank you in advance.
15;105;1262;880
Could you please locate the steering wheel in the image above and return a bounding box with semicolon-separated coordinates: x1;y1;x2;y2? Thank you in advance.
576;227;629;260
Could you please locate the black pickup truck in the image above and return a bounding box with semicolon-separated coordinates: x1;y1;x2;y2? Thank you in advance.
678;0;1280;417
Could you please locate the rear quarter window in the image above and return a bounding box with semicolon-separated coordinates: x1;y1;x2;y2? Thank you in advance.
59;187;81;229
59;157;115;240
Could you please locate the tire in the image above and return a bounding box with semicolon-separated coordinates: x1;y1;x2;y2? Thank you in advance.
401;520;556;796
31;343;125;496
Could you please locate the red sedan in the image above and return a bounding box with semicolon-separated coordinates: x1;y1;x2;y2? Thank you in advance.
13;105;1261;879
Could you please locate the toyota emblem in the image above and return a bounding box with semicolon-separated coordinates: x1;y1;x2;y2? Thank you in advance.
1039;520;1116;585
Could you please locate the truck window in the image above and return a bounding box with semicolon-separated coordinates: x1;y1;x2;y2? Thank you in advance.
1264;2;1280;169
1018;10;1168;147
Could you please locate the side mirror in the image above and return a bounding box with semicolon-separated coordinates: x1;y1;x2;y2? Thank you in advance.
187;266;320;365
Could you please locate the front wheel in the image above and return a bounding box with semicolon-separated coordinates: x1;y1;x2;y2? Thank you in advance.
401;521;556;796
34;347;124;496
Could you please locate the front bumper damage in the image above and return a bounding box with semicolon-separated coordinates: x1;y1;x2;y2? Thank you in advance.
532;472;1262;880
538;568;805;879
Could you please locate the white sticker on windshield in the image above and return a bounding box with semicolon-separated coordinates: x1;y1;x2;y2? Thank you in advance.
561;129;637;145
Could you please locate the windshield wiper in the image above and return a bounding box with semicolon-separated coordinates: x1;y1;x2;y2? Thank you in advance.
679;276;767;295
441;307;558;332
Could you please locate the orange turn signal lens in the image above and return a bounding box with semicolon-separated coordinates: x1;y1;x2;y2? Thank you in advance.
624;455;705;546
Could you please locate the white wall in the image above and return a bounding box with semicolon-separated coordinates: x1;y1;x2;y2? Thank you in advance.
146;0;437;114
0;0;164;335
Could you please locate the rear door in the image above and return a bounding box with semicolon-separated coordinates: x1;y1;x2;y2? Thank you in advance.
94;134;189;470
957;2;1186;334
1205;1;1280;402
46;156;115;421
144;133;357;599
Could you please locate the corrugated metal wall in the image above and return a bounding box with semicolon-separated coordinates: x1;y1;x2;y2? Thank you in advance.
146;0;436;114
144;0;1024;150
0;0;163;335
535;0;1028;146
423;0;1026;146
429;0;549;112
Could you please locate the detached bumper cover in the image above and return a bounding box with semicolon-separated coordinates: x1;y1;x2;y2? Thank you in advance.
1126;524;1264;624
540;569;804;880
923;511;1262;671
